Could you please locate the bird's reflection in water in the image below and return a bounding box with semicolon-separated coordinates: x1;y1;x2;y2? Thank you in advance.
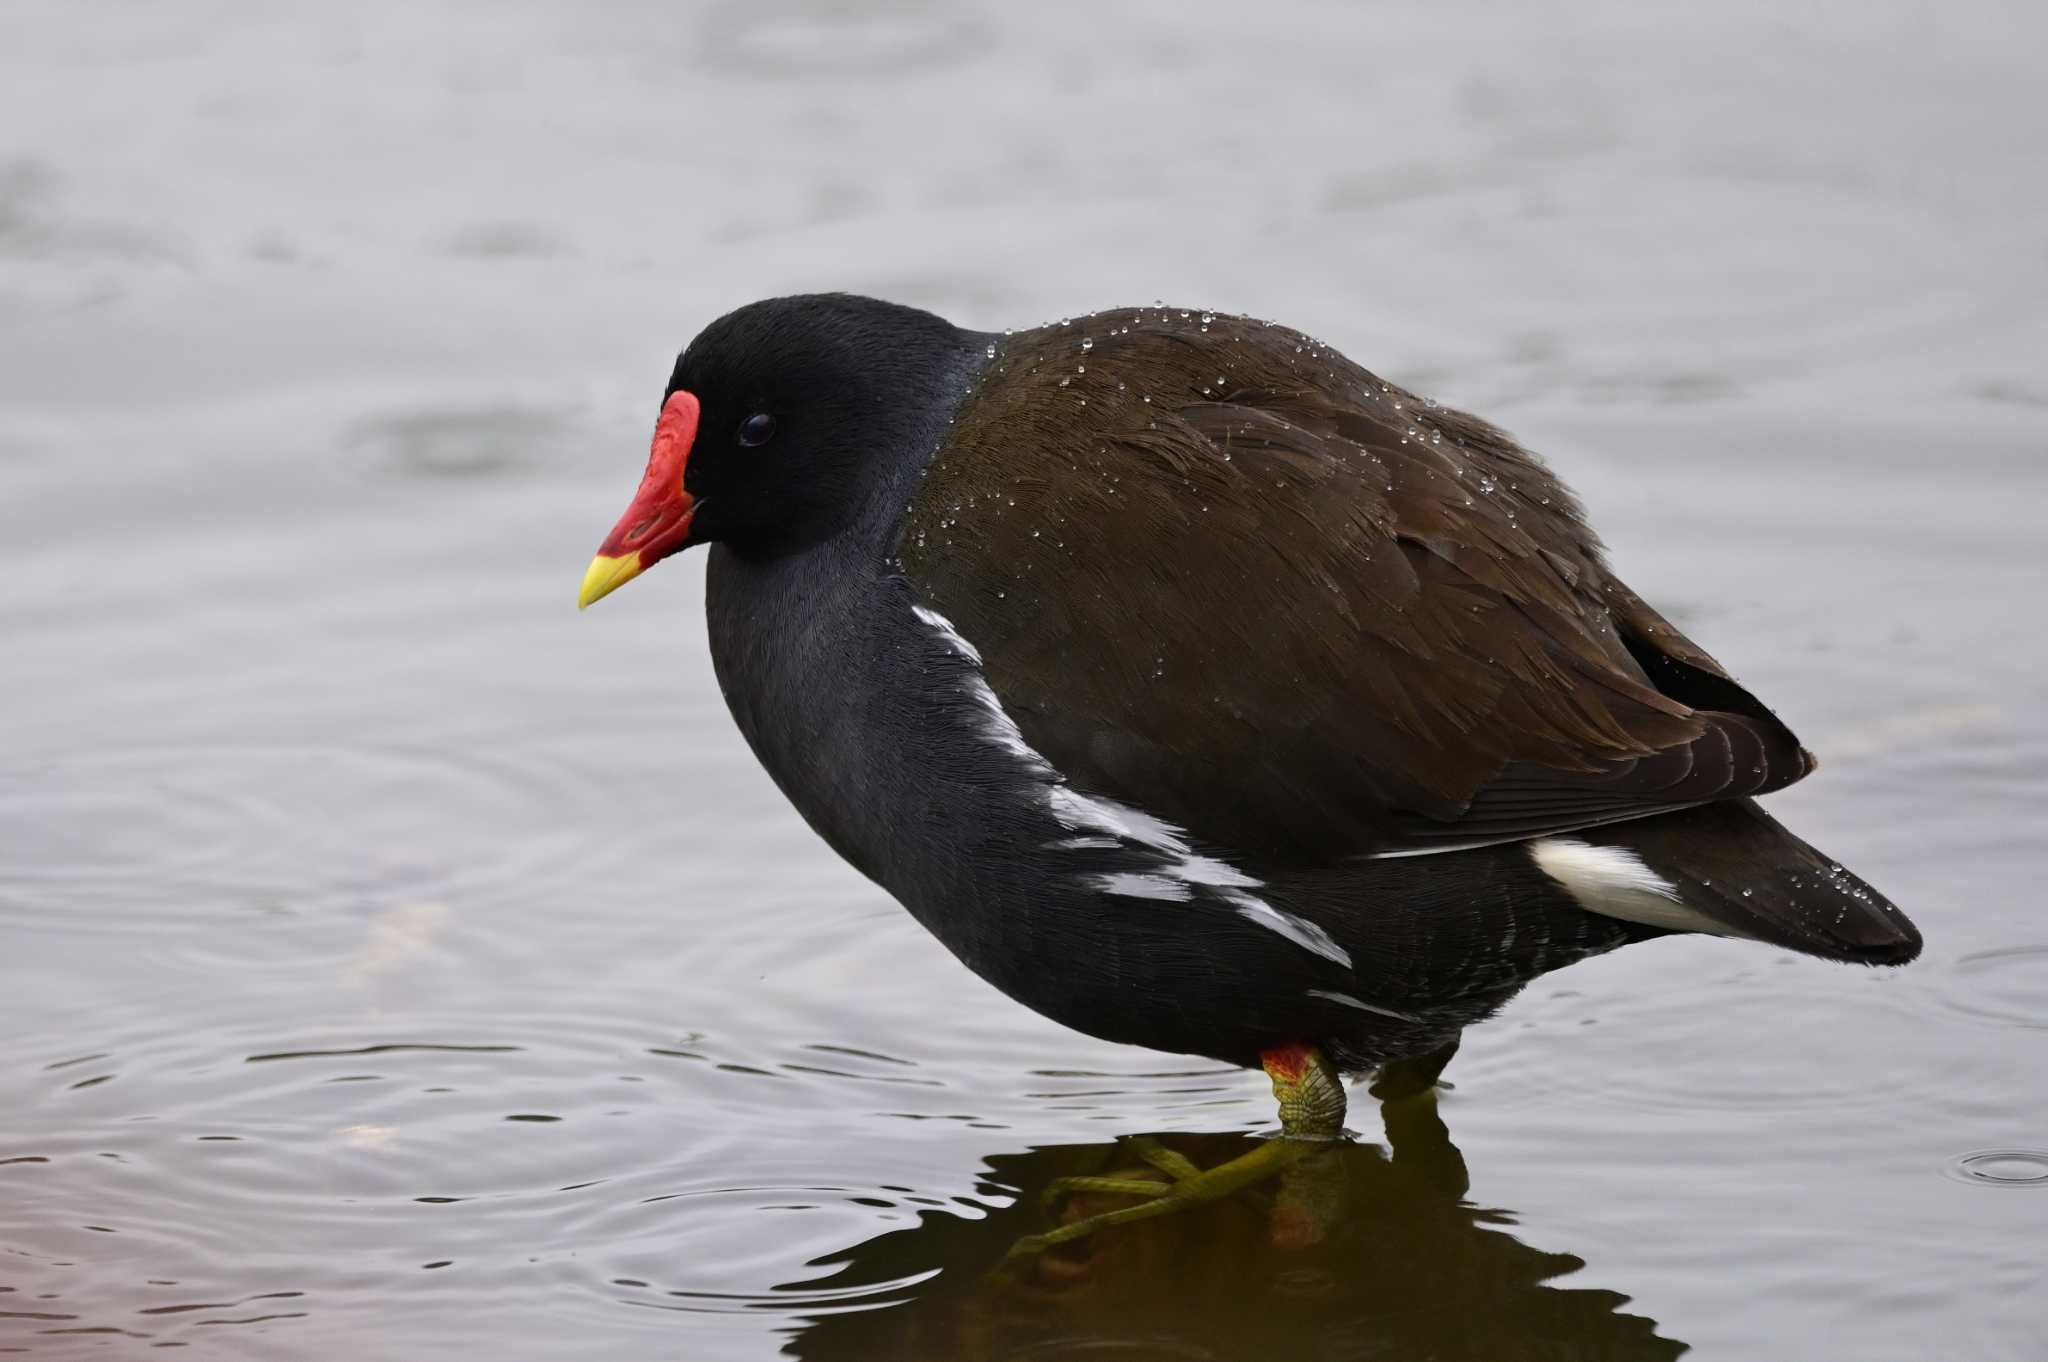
780;1097;1685;1361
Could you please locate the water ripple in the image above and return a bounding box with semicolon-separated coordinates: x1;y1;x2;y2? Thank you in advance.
0;738;643;933
1925;944;2048;1032
1947;1150;2048;1188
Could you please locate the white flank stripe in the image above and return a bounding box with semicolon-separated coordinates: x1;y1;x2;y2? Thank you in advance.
913;608;1044;771
1091;872;1192;902
911;604;983;665
1528;837;1740;936
1222;891;1353;968
1307;988;1420;1023
914;603;1350;969
1046;787;1260;888
1366;836;1525;860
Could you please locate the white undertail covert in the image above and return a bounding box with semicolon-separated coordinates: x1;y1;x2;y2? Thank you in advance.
1528;837;1741;936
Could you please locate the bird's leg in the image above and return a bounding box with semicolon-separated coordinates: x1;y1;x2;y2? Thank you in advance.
1257;1041;1349;1249
1006;1136;1315;1263
1262;1040;1347;1138
1003;1044;1346;1264
1031;1135;1205;1217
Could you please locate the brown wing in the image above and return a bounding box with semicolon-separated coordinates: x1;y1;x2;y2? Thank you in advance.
900;309;1812;863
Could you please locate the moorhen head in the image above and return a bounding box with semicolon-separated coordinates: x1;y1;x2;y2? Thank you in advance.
579;294;973;597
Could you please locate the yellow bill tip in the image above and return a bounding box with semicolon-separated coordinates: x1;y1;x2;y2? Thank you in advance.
578;551;645;609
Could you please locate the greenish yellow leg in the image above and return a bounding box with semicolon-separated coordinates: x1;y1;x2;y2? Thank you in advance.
1036;1175;1180;1216
1001;1044;1348;1265
1126;1135;1204;1181
1262;1041;1347;1138
1004;1136;1313;1263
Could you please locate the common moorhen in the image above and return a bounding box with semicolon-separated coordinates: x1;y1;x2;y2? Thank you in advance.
578;293;1921;1158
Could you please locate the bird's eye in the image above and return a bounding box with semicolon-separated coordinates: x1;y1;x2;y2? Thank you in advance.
736;413;777;447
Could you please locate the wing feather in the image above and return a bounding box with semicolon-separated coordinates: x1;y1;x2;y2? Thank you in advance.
901;310;1810;862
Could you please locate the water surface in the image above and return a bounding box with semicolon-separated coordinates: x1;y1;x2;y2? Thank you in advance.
4;2;2046;1358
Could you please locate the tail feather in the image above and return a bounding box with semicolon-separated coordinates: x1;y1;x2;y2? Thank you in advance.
1539;799;1922;965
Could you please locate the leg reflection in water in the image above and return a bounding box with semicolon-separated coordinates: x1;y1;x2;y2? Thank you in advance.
1005;1038;1467;1262
779;1077;1685;1362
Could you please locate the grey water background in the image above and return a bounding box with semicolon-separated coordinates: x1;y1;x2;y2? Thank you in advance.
3;1;2046;1357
